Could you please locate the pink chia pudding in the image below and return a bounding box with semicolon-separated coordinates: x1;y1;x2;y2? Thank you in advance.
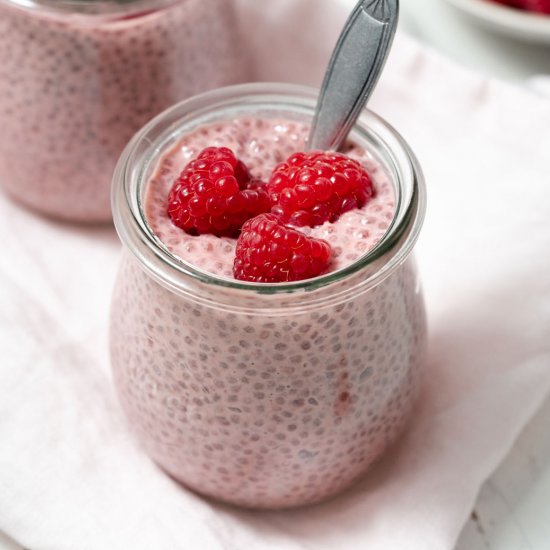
110;86;427;509
146;117;395;278
0;0;248;222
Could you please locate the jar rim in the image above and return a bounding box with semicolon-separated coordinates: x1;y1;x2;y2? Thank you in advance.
0;0;180;17
112;83;426;302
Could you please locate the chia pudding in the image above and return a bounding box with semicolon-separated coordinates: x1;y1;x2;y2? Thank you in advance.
146;117;396;277
109;85;427;509
0;0;248;222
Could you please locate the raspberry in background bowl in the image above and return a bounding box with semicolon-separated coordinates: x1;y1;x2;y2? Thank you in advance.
490;0;550;15
445;0;550;42
0;0;248;222
109;83;427;509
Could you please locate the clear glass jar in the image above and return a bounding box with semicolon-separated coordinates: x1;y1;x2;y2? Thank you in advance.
0;0;248;222
110;83;427;509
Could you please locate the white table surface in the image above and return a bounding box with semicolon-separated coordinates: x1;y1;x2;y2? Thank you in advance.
2;1;550;548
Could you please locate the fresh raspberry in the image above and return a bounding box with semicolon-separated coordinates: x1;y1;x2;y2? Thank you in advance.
523;0;550;13
233;213;332;283
268;150;374;228
491;0;523;6
492;0;550;12
167;147;270;237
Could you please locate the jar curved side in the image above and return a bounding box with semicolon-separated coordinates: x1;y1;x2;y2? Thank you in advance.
110;251;427;508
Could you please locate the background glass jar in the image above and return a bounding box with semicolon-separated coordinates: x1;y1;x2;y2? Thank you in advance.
110;84;427;509
0;0;248;222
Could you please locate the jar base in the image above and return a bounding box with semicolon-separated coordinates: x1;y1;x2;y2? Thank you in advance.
144;409;419;511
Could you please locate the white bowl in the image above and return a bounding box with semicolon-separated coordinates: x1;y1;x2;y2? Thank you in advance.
445;0;550;43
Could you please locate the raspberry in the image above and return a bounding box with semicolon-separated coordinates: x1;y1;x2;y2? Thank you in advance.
523;0;550;13
233;213;332;283
167;147;270;237
268;150;374;227
492;0;550;11
492;0;523;6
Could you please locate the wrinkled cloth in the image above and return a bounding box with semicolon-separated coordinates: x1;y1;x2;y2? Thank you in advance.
1;1;550;549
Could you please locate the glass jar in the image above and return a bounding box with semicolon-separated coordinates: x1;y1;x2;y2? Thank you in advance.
110;83;427;509
0;0;248;222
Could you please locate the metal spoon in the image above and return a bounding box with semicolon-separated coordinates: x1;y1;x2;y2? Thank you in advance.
308;0;399;151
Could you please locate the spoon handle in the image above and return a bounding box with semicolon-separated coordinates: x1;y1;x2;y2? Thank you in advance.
308;0;399;151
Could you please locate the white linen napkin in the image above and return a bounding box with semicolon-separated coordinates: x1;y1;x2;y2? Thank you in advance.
1;1;550;549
